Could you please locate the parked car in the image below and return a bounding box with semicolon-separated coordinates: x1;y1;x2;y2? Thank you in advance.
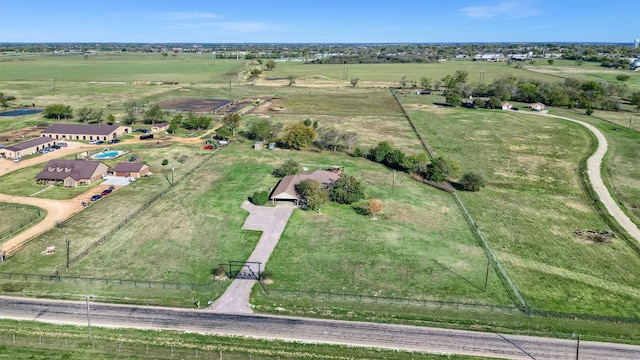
203;144;215;150
95;140;104;145
13;157;21;162
89;140;98;144
140;133;154;140
102;189;113;196
90;194;102;201
0;145;6;149
58;142;68;147
512;107;520;111
108;139;121;144
39;149;49;154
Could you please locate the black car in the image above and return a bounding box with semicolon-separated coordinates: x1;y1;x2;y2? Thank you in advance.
90;194;102;201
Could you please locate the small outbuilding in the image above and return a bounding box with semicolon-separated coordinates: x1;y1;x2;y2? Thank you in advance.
150;122;169;133
254;141;263;150
529;102;545;111
111;162;150;178
501;102;513;110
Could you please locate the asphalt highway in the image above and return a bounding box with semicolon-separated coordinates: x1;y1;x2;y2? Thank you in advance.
1;296;639;359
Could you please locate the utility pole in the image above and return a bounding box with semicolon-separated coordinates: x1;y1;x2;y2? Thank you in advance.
171;163;174;186
484;256;490;292
65;231;70;269
392;170;396;194
86;295;94;346
572;333;582;360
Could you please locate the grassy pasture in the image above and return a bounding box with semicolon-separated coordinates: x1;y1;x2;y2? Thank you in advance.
263;61;562;85
551;108;640;227
0;203;41;236
524;60;640;92
403;95;640;317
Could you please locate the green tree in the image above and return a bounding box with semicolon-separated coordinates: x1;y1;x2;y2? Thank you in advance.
297;179;328;215
445;92;462;107
547;59;554;65
106;114;116;125
328;175;365;204
287;75;296;86
350;78;359;88
143;104;164;125
369;141;393;163
399;76;408;89
486;96;503;109
265;60;276;70
420;77;431;89
401;152;429;173
280;122;316;150
248;68;262;84
221;113;241;135
251;190;269;205
616;74;630;82
273;159;300;178
631;92;640;112
216;125;232;139
75;107;94;123
43;104;73;120
459;172;486;192
0;92;8;108
384;149;406;169
123;101;138;125
249;118;279;141
423;156;457;182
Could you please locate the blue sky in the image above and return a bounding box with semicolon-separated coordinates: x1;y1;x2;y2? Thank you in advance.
1;0;638;43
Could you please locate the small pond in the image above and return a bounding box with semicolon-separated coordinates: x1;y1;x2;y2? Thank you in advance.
0;109;43;117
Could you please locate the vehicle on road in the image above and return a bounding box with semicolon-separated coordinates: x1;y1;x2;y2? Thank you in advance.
90;194;102;201
204;144;215;150
102;189;112;196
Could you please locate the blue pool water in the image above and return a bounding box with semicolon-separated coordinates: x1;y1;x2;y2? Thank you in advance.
0;109;43;117
94;151;120;159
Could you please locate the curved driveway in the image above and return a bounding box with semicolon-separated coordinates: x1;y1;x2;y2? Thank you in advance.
540;113;640;243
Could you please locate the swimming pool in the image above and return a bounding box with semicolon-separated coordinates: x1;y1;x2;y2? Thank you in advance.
93;151;121;159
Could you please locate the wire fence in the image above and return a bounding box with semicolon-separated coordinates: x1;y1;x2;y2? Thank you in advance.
0;271;219;293
0;333;290;360
0;204;43;241
389;88;436;158
266;288;520;315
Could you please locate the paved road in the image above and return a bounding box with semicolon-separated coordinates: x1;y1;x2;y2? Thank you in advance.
540;113;640;243
210;201;294;313
1;296;638;360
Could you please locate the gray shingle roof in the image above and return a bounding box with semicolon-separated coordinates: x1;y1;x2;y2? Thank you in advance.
41;124;120;136
36;160;105;181
5;137;53;151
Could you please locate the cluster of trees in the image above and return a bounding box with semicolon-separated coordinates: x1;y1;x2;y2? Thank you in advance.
169;112;212;131
43;104;73;120
0;92;15;108
280;122;316;150
364;141;485;192
434;70;638;112
316;127;358;153
75;107;105;123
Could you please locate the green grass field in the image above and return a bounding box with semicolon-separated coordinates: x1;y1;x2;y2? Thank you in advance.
2;54;640;340
402;94;640;317
0;203;42;239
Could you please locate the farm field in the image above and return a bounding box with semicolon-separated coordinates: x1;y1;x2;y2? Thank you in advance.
262;61;562;85
1;53;640;338
403;94;640;317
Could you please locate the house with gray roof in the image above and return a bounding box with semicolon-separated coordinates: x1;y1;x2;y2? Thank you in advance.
270;170;341;203
41;124;131;142
0;137;57;159
36;160;109;187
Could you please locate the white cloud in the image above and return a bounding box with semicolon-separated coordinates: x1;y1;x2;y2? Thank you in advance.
461;2;537;19
156;11;219;20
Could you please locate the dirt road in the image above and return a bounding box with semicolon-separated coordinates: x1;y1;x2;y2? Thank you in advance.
540;113;640;243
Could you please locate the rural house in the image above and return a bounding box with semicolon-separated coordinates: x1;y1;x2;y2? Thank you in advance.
41;124;131;142
35;160;109;187
0;137;58;159
111;162;150;178
270;170;341;203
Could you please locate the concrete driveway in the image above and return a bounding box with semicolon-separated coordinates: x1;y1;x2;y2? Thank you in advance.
210;201;294;313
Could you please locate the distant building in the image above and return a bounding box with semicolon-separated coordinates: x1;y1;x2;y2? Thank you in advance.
529;103;545;112
635;39;639;49
111;162;150;178
41;124;131;142
473;53;504;62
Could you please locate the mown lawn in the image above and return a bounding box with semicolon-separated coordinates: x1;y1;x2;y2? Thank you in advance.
404;96;640;317
0;203;42;236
